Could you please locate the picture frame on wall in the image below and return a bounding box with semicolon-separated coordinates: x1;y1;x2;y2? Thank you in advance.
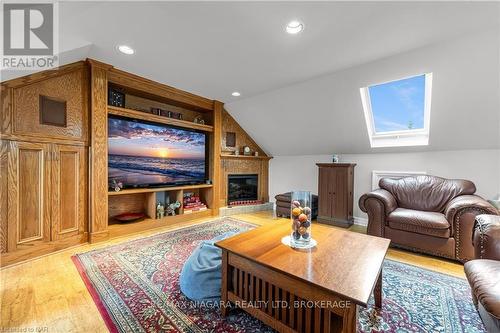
226;132;236;147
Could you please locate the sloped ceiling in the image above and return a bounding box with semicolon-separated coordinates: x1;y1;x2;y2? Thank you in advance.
2;2;498;155
225;29;500;155
3;2;499;100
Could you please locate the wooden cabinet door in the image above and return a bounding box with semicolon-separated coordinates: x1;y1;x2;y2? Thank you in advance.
7;141;51;251
51;144;87;240
318;167;333;217
333;168;347;219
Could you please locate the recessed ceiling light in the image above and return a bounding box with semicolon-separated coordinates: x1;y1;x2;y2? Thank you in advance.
286;20;304;34
232;92;241;97
118;45;135;55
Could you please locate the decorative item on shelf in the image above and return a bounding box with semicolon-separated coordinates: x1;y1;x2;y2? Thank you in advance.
284;191;316;249
183;192;207;214
108;88;125;107
150;107;184;120
110;179;123;192
114;212;146;223
254;151;259;157
156;202;165;219
166;201;181;216
171;111;183;120
243;146;251;156
150;107;162;115
193;115;205;125
332;154;340;163
234;149;239;156
205;179;212;185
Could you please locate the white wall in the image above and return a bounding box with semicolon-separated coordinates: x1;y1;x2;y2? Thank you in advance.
226;29;500;155
269;149;500;220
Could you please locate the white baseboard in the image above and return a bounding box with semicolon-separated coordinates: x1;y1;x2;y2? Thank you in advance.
353;216;368;227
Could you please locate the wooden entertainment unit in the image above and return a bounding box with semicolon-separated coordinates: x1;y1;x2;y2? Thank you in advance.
89;59;224;243
0;59;270;266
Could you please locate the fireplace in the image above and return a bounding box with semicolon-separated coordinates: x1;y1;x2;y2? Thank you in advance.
228;174;258;205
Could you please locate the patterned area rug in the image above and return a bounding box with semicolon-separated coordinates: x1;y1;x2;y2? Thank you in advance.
73;217;485;333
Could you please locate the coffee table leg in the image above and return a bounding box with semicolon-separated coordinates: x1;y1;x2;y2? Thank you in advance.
374;270;382;308
343;304;358;333
221;250;229;317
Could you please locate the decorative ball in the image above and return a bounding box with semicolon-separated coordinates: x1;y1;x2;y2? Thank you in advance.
293;219;301;229
302;220;311;228
298;226;307;235
302;232;310;239
303;207;311;215
298;214;308;222
292;200;301;208
293;231;301;240
292;207;302;216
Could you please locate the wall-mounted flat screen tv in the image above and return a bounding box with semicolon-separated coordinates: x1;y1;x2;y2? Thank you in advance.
108;115;208;188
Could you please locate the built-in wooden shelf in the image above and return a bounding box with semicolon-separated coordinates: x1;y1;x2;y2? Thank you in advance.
108;209;213;239
220;154;273;160
108;183;213;196
108;105;214;132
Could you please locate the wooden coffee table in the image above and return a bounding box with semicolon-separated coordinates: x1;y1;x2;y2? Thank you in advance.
215;220;390;333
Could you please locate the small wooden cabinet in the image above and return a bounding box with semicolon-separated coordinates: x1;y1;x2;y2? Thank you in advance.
3;141;87;261
316;163;356;227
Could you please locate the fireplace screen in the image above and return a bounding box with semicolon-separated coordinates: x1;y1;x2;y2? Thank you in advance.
228;174;258;204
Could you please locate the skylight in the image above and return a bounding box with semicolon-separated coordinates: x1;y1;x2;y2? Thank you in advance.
360;73;432;148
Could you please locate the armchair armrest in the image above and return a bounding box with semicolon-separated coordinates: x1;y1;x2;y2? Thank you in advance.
445;195;498;224
359;189;397;215
473;214;500;260
359;189;397;238
444;195;498;262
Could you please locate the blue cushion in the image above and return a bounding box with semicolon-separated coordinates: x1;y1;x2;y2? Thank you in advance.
180;231;237;302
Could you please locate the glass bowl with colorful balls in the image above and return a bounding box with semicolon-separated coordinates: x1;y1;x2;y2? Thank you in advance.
290;191;312;248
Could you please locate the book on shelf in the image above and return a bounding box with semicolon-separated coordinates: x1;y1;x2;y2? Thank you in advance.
183;191;207;214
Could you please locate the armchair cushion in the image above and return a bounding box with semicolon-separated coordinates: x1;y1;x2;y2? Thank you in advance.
388;208;450;239
380;175;475;212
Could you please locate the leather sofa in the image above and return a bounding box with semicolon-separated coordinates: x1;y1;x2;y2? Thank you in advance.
275;192;318;219
359;175;498;262
464;214;500;332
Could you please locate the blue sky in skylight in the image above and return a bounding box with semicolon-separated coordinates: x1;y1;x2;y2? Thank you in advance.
368;75;425;133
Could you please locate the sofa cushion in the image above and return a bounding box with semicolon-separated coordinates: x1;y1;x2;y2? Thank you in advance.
380;175;476;212
464;259;500;320
388;208;451;238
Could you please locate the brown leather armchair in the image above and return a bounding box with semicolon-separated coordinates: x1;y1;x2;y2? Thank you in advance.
464;215;500;332
359;175;498;262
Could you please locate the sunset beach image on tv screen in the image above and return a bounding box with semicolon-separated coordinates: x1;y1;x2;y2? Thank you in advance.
108;116;206;187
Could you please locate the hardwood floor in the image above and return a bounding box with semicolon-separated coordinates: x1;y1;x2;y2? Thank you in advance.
1;210;465;332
